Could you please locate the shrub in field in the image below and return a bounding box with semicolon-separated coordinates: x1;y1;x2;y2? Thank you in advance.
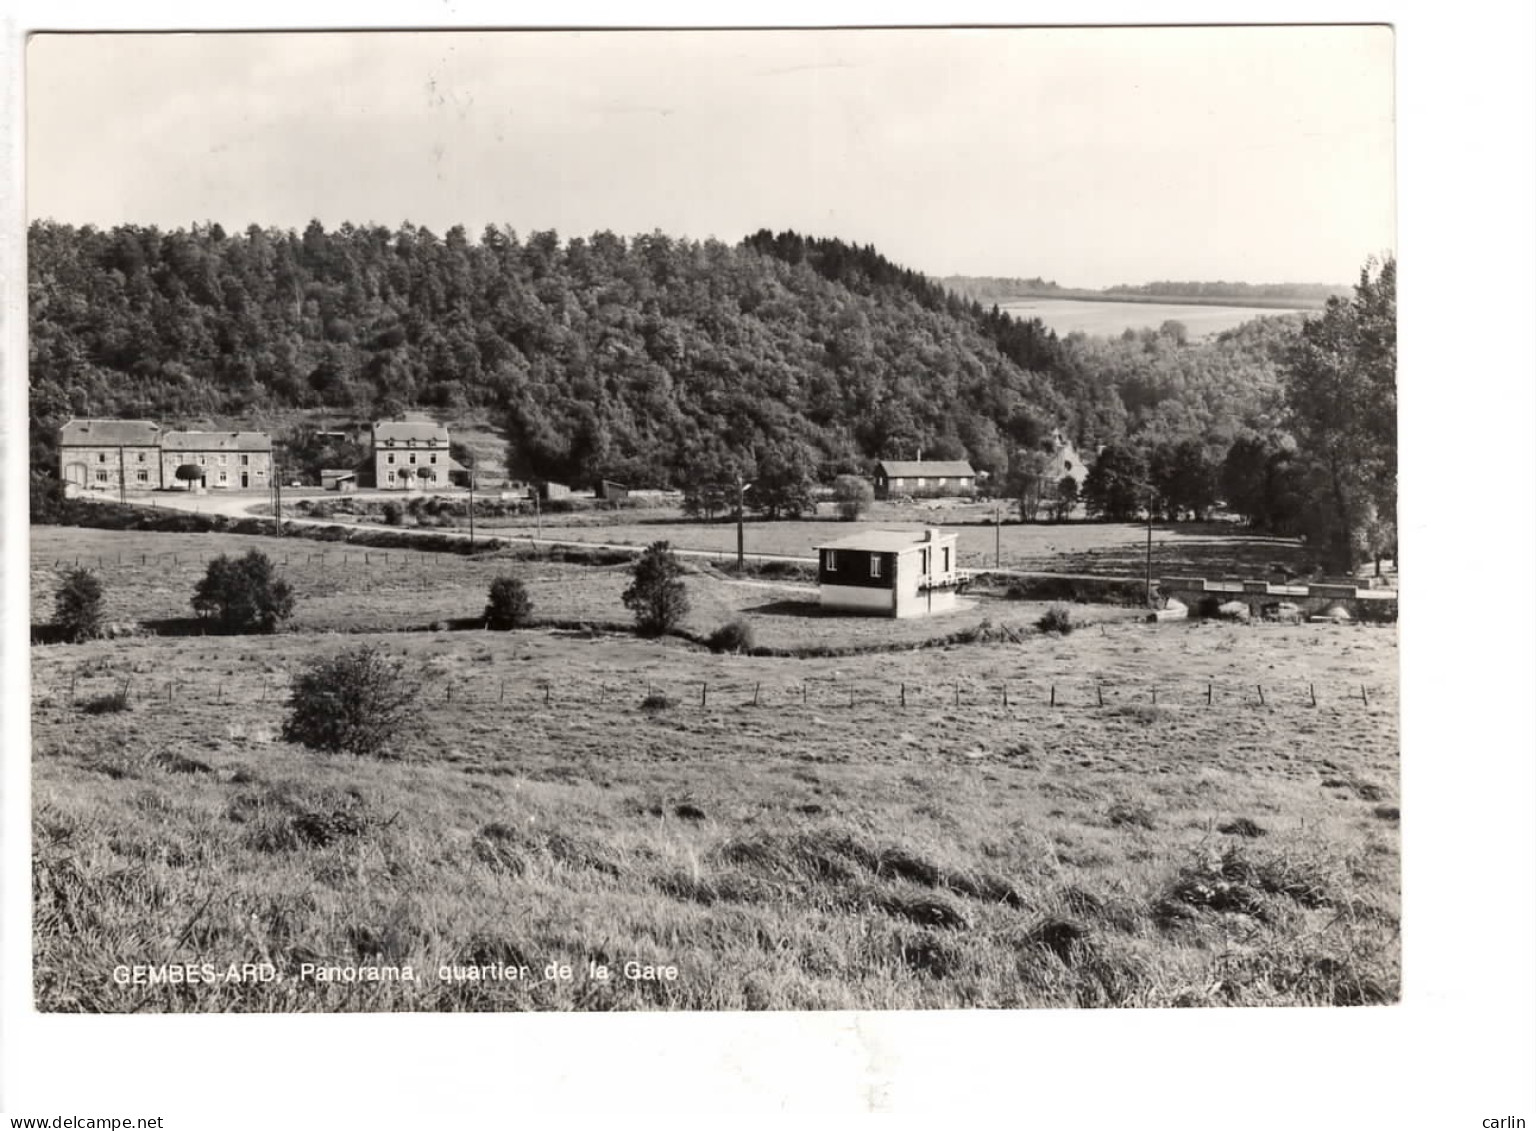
1037;604;1075;634
623;541;690;636
53;566;105;643
484;575;534;628
707;618;755;654
382;501;404;526
281;645;426;758
191;550;294;633
80;688;131;715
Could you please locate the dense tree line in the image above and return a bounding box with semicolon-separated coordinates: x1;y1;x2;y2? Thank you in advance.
26;221;1393;570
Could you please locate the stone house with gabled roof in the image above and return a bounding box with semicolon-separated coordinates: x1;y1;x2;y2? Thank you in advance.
160;430;273;491
372;417;463;490
59;418;165;493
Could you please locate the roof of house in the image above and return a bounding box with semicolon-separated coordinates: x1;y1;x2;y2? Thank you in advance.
161;430;272;452
320;468;358;478
59;419;163;447
816;529;956;554
875;460;976;478
373;420;450;444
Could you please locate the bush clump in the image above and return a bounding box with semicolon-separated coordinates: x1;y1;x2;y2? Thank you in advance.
281;645;427;758
623;541;690;636
707;618;755;653
484;575;534;629
53;566;105;643
1037;604;1075;635
382;501;404;526
191;550;294;634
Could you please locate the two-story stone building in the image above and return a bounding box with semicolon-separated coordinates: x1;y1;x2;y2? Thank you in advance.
59;419;166;494
160;430;274;491
372;418;452;490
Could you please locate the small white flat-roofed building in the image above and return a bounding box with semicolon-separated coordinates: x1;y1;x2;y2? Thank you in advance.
815;528;964;618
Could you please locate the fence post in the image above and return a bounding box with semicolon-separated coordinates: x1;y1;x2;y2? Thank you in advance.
1309;683;1317;708
954;683;960;707
753;682;761;707
1050;685;1056;707
1003;685;1009;708
545;685;551;706
500;681;506;703
900;682;906;708
802;682;807;706
1256;684;1265;707
1097;684;1104;708
1207;683;1213;706
701;682;707;707
1360;684;1369;707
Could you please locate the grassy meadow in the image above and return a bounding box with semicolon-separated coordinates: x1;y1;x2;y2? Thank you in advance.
30;525;1399;1011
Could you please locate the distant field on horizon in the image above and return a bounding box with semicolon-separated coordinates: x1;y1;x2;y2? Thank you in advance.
1002;298;1308;339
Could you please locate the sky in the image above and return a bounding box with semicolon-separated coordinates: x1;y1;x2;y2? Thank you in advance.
25;26;1395;288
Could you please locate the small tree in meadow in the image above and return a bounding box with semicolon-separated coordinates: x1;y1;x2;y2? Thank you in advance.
282;645;425;758
174;463;204;491
623;541;690;636
833;474;874;521
191;550;294;634
1050;476;1080;522
53;566;104;643
485;575;534;629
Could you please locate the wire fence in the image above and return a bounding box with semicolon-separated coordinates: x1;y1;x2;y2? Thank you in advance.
43;669;1388;716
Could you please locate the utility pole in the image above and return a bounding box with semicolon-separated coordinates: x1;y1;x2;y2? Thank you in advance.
1145;486;1154;606
534;488;541;539
468;472;475;550
994;504;1001;568
735;474;746;573
274;462;283;537
118;446;126;504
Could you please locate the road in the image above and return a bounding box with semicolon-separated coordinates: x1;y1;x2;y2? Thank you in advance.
99;488;1156;584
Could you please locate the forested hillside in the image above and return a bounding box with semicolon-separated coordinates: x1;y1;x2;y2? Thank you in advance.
28;220;1331;531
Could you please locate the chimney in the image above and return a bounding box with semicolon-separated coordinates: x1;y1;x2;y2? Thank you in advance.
925;528;938;543
916;447;922;463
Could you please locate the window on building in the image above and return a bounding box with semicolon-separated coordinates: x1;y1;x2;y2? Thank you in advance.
943;547;951;572
137;452;145;462
218;472;227;483
219;454;227;465
241;454;250;466
387;454;395;464
825;550;837;572
98;453;106;463
938;478;947;486
430;454;437;464
920;549;929;574
870;556;882;579
95;470;108;482
409;454;416;464
136;470;148;483
1064;460;1073;472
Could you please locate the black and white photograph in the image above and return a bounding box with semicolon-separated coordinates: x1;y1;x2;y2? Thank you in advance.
3;5;1533;1126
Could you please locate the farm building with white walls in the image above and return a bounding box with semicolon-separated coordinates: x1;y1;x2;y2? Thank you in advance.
872;459;977;500
815;528;964;618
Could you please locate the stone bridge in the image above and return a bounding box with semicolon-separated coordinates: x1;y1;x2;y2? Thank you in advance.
1157;576;1398;622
